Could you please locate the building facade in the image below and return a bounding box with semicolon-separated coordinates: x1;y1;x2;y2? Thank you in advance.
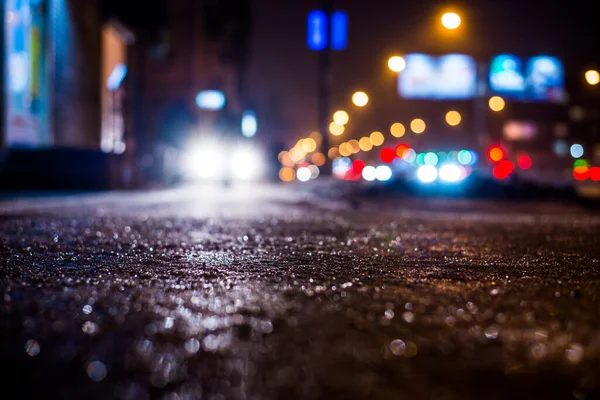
1;0;252;188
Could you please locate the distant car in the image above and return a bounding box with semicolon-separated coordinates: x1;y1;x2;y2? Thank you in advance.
179;136;265;185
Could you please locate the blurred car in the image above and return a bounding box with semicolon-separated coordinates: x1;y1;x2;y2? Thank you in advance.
177;136;266;185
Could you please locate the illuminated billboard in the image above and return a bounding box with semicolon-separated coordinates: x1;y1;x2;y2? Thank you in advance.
503;121;537;141
398;54;476;100
4;0;49;147
525;56;564;102
489;54;525;98
489;54;565;102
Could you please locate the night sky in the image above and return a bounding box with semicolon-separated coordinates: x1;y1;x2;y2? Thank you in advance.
246;0;600;145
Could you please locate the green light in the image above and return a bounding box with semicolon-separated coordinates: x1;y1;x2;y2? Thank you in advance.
424;152;439;166
574;159;589;168
457;150;472;165
416;153;426;166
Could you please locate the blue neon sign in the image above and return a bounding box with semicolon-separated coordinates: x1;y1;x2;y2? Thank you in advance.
331;11;348;51
525;56;565;102
307;10;327;51
107;64;128;91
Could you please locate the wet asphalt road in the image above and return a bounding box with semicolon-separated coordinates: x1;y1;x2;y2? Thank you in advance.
1;184;600;400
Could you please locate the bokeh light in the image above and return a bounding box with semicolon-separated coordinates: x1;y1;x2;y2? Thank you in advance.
297;167;312;182
362;166;377;181
309;131;323;144
590;167;600;181
441;12;461;30
573;166;590;181
25;339;40;357
301;138;317;152
445;110;462;126
417;165;438;183
439;164;463;183
352;91;369;107
328;147;340;160
493;160;515;180
457;150;473;165
352;159;365;174
410;118;426;134
395;143;409;159
390;122;406;137
488;146;505;163
329;122;345;136
279;167;295;182
333;110;350;125
518;155;532;170
309;164;320;179
585;70;600;85
489;96;506;112
570;144;584;158
370;131;385;146
312;152;326;166
375;165;393;181
424;152;439;166
348;139;360;154
359;137;373;152
380;147;396;163
402;148;417;163
339;143;352;157
388;56;406;72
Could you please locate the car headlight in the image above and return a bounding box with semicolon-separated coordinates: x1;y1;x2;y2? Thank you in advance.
231;146;263;180
417;165;438;183
439;164;464;183
183;140;225;179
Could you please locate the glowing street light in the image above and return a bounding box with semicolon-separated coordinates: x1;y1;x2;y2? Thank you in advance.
329;122;345;136
388;56;406;73
352;91;369;107
585;70;600;85
369;131;384;146
445;110;461;126
390;122;406;137
333;110;350;125
410;118;426;134
489;96;506;112
358;137;373;151
441;12;461;30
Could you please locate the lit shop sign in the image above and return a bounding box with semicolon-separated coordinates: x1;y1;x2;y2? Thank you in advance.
489;54;565;102
398;54;477;100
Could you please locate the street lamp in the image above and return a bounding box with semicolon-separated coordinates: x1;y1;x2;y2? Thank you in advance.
489;96;506;112
329;122;345;136
390;122;406;137
445;110;461;126
388;56;406;73
352;91;369;107
410;118;426;134
333;110;349;125
441;12;461;30
585;70;600;85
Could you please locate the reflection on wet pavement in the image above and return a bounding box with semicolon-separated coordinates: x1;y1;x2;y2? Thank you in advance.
1;188;599;399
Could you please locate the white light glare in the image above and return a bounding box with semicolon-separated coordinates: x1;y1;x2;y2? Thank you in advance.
417;165;438;183
297;167;312;182
362;166;376;181
241;110;258;137
196;90;226;111
184;141;225;179
231;147;263;180
375;165;393;181
439;164;463;183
